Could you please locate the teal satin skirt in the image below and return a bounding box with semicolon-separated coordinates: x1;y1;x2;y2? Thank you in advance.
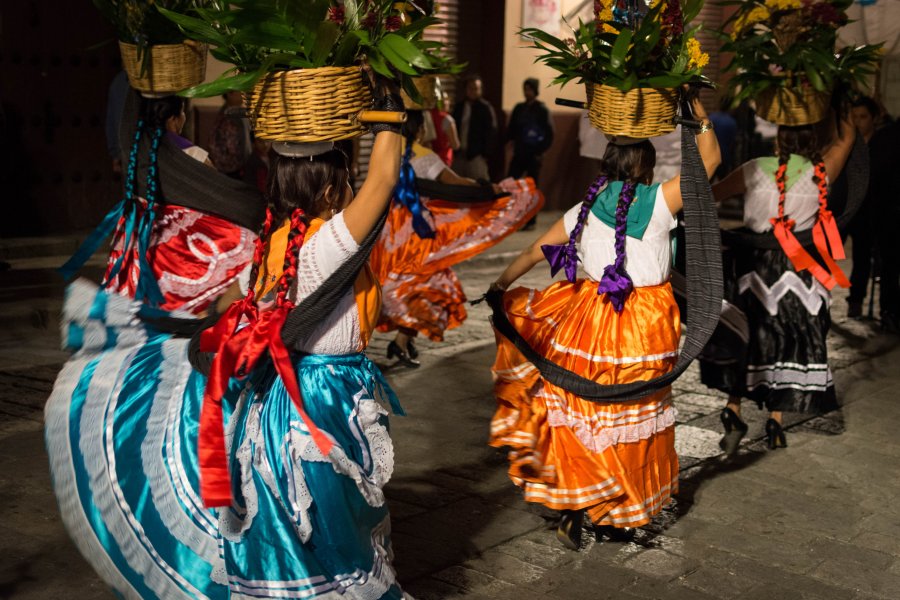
45;280;407;599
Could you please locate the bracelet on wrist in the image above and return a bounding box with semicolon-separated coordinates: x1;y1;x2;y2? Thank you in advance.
697;119;714;134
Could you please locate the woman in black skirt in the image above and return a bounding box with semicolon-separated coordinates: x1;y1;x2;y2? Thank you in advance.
701;118;855;453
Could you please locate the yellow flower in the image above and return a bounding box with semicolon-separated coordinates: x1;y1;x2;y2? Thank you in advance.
686;37;709;69
732;5;770;38
765;0;802;11
602;22;618;34
598;6;614;22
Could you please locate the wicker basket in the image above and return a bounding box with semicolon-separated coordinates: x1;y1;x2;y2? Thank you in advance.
755;86;830;126
119;41;207;95
587;84;678;138
247;67;372;142
401;76;440;111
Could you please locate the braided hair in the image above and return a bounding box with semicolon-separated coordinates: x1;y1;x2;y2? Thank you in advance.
774;126;828;226
104;96;185;304
560;141;656;312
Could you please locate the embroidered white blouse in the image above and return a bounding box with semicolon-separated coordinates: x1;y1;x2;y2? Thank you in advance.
562;185;677;288
742;159;822;234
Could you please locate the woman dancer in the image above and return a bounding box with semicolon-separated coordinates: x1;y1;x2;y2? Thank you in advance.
488;97;719;549
195;96;410;598
701;118;855;452
45;92;262;598
371;110;544;367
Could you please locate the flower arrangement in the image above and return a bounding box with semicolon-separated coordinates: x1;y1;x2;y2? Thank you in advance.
522;0;710;91
160;0;461;99
720;0;882;106
92;0;209;75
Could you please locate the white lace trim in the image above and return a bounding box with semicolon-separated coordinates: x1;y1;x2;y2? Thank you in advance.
540;385;676;454
144;338;222;565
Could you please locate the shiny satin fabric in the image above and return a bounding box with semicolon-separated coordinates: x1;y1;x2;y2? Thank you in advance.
491;280;680;527
45;281;228;599
214;353;405;598
370;177;544;341
104;202;256;316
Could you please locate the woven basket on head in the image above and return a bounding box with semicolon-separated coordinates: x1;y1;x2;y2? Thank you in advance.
119;41;207;95
587;84;678;138
247;67;372;142
401;76;439;111
755;86;830;126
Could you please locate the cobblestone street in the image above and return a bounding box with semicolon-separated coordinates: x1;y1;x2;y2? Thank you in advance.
1;212;899;599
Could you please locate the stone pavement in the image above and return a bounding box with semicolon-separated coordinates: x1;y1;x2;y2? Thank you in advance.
1;212;899;599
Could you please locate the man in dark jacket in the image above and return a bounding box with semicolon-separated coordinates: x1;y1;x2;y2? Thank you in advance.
506;78;553;229
452;75;497;181
507;77;554;183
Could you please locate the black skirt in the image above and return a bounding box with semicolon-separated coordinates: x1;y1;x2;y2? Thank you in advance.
700;247;838;414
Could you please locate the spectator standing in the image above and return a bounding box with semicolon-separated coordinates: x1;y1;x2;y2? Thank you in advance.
846;96;882;318
506;78;554;183
207;90;252;178
869;117;900;332
452;74;497;181
429;90;460;166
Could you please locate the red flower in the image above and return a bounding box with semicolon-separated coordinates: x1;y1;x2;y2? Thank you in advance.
385;15;402;32
327;6;345;24
807;2;845;27
361;11;378;28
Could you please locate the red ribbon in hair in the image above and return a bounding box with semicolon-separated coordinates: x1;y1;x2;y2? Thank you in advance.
197;209;334;508
769;161;849;291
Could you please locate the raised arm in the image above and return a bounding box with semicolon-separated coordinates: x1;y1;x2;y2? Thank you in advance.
492;217;568;291
822;116;855;182
342;131;402;243
661;97;721;215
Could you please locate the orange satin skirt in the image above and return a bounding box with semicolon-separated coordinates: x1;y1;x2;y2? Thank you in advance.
370;177;543;341
490;279;681;527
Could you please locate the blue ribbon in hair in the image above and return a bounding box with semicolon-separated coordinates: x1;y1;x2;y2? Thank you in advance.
59;119;164;306
394;140;435;239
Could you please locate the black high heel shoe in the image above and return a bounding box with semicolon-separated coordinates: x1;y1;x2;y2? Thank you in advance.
765;418;787;450
387;340;420;368
719;407;748;457
407;339;419;360
556;510;584;551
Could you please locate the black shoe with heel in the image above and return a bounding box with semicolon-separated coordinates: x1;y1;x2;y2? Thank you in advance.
719;407;748;457
765;418;787;449
556;510;584;551
407;339;418;359
387;340;420;368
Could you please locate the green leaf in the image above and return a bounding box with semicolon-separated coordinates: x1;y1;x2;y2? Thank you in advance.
804;65;825;92
609;29;632;73
380;33;432;69
398;16;441;40
157;6;227;46
180;70;262;98
377;39;418;75
366;49;394;78
310;21;340;67
232;22;300;53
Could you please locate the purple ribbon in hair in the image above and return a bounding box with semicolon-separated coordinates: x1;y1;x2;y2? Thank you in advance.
596;181;637;313
541;174;609;283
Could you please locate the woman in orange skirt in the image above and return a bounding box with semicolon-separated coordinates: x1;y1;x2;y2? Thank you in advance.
489;101;720;549
370;110;544;367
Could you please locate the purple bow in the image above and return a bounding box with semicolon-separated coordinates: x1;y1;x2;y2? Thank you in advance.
597;263;633;313
541;242;578;283
543;174;609;282
597;181;637;313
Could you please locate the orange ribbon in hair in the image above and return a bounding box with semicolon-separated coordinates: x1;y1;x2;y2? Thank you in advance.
770;161;848;291
197;210;335;508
